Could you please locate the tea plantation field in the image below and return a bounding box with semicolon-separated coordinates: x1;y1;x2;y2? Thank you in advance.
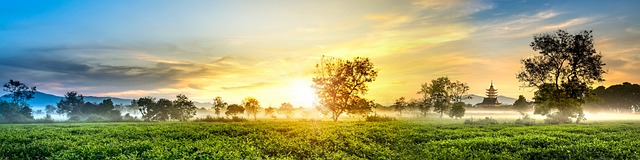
2;121;640;159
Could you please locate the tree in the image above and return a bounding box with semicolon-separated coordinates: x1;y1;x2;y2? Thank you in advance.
418;77;450;118
264;106;276;118
513;95;529;112
225;104;244;117
312;56;379;122
212;96;227;117
589;82;640;113
45;105;57;114
346;97;374;117
172;94;197;121
517;30;606;123
56;91;85;116
448;102;465;119
2;79;37;105
409;98;431;117
137;97;171;121
278;102;295;118
242;97;260;120
392;97;407;117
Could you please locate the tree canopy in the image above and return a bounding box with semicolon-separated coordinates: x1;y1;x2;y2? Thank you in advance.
312;56;378;122
517;29;606;123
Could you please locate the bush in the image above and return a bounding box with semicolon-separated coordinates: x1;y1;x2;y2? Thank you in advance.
544;112;572;124
67;115;81;122
365;114;395;122
515;113;535;126
464;117;498;125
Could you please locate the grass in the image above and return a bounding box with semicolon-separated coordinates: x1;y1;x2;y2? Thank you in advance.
1;120;640;159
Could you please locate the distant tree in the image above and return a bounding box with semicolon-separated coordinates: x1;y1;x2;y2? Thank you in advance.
278;102;295;118
264;106;276;118
392;97;407;117
154;99;172;121
449;81;470;103
346;97;374;117
512;95;529;112
590;82;640;113
242;97;261;120
418;77;451;118
517;30;606;124
137;97;172;121
212;96;227;117
225;104;244;117
312;56;379;122
45;105;57;114
171;94;197;121
2;79;37;105
448;102;466;119
56;91;85;116
409;98;431;117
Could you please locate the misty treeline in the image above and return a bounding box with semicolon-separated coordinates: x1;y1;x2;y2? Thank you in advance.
0;30;634;124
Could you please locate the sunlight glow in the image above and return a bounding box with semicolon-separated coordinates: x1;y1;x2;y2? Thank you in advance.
288;79;317;108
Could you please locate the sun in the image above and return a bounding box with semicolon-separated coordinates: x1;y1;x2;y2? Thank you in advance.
288;79;317;108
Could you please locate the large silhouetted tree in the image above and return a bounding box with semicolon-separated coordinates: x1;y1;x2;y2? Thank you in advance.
2;79;36;106
517;29;606;124
56;92;85;116
0;80;36;123
312;56;379;122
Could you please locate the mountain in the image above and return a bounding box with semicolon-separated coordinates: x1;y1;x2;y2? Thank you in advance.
2;92;211;110
461;94;517;106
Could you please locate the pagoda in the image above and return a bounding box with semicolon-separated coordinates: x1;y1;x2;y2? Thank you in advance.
477;81;502;107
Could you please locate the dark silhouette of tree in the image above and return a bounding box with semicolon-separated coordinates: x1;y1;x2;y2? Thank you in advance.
512;95;530;112
278;102;295;119
242;97;260;120
409;98;431;117
392;97;407;117
56;92;85;116
137;97;171;121
448;102;465;119
517;29;606;124
45;105;57;114
212;96;227;117
418;77;469;118
312;56;379;122
171;94;197;121
589;82;640;113
225;104;244;117
0;80;36;123
154;99;172;121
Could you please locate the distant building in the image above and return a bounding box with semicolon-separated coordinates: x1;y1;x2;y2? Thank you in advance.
476;81;502;107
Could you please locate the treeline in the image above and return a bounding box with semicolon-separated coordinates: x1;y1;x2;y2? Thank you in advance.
587;82;640;113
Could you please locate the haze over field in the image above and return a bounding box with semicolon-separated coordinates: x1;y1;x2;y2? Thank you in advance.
1;0;640;107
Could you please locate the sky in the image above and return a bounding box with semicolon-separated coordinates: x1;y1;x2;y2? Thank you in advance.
1;0;639;106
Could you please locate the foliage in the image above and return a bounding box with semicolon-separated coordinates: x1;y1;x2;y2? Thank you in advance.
312;56;378;122
225;104;244;117
264;106;276;118
277;102;294;119
211;96;228;117
171;94;197;121
194;115;248;122
346;97;374;117
590;82;640;113
56;92;85;116
464;117;498;125
517;30;606;123
392;97;407;117
36;114;55;123
242;97;261;120
2;79;37;105
3;121;640;159
365;114;395;122
418;77;469;118
512;95;530;112
448;102;465;119
45;105;57;114
515;113;535;126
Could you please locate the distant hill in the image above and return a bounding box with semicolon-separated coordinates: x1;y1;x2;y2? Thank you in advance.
2;92;212;110
461;94;517;106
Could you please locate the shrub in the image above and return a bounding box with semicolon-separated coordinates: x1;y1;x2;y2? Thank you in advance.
365;114;395;122
67;115;81;122
544;112;572;124
464;117;498;125
515;113;535;126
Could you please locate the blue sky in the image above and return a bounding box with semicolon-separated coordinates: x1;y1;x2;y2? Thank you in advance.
1;0;639;106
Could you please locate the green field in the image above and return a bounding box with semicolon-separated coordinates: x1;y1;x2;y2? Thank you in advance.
2;121;640;159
